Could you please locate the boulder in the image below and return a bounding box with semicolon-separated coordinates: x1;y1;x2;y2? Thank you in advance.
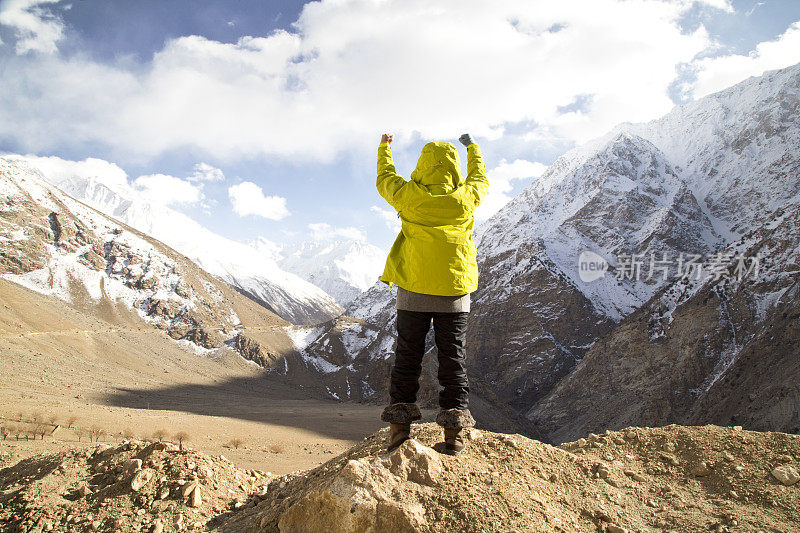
131;469;154;492
382;439;442;486
277;451;429;533
771;465;799;486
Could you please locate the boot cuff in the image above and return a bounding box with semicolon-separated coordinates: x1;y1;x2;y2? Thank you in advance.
436;408;475;429
381;403;422;424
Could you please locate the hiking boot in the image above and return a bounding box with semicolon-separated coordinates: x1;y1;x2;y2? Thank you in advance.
387;423;411;453
380;403;421;453
441;427;467;455
435;408;475;456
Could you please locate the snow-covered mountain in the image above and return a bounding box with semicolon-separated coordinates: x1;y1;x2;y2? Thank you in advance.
5;164;344;324
0;158;290;354
334;63;800;434
275;240;385;307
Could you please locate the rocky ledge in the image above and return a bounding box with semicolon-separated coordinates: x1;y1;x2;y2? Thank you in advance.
2;424;798;532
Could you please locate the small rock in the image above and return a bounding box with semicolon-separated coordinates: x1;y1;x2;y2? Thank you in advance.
197;465;212;479
152;519;164;533
94;444;114;457
124;458;143;473
131;469;154;492
77;483;92;497
189;486;202;508
91;520;101;530
723;451;735;462
624;470;646;482
607;525;628;533
180;481;198;498
596;463;611;479
159;486;170;500
771;465;799;486
659;453;680;466
691;462;712;477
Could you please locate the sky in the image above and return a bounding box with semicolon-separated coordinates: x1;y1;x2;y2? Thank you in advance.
1;0;799;253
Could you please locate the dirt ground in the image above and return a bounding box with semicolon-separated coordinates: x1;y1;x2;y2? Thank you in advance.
0;279;387;476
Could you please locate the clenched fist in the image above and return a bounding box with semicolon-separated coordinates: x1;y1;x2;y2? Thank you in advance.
381;133;394;145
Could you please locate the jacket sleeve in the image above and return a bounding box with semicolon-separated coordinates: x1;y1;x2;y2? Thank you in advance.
465;143;488;209
376;141;407;210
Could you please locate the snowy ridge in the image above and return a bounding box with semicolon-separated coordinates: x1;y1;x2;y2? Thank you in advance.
4;163;344;324
277;240;385;307
0;159;246;350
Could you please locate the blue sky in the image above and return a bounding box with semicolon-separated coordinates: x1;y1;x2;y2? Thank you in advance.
1;0;799;252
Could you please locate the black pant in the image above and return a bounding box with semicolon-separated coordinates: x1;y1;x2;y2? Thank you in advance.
390;310;469;410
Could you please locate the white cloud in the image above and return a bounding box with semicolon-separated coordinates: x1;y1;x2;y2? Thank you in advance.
689;21;800;99
0;0;63;54
476;159;548;222
308;222;365;242
133;173;204;207
0;0;723;160
370;205;401;232
694;0;734;13
189;162;225;182
2;153;129;192
228;181;289;220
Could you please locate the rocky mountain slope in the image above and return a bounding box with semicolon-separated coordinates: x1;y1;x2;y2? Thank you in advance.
4;424;797;532
0;158;299;361
334;63;800;438
4;160;343;324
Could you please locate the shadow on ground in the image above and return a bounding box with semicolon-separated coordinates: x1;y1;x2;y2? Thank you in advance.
100;373;385;441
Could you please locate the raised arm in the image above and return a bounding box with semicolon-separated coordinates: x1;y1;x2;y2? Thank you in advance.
376;133;407;210
459;133;488;209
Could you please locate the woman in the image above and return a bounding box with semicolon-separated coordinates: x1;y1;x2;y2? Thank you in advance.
376;132;488;455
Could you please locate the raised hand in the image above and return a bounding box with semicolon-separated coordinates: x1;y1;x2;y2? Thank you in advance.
381;133;394;145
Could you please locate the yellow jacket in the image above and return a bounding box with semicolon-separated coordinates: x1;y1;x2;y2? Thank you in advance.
377;141;488;296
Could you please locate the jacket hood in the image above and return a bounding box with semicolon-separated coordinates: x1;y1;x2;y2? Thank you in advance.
410;142;463;195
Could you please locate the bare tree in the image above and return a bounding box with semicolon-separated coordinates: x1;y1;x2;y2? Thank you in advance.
122;427;136;441
48;414;58;426
0;425;9;440
89;426;105;442
66;416;78;429
31;412;42;424
75;427;87;442
152;429;168;442
34;422;49;440
228;438;245;450
174;431;190;451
